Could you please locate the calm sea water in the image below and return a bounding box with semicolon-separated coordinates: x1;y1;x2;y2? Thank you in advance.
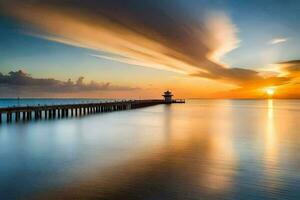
1;99;300;200
0;98;119;108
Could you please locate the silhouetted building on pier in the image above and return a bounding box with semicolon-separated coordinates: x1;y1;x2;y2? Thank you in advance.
163;90;173;104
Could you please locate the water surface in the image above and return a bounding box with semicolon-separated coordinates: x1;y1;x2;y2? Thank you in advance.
1;100;300;199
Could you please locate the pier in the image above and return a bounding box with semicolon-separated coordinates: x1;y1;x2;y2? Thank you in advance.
0;99;185;124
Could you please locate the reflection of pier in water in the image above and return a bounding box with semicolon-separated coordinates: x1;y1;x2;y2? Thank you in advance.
0;99;185;124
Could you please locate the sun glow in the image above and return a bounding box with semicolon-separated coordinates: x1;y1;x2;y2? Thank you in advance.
266;87;275;97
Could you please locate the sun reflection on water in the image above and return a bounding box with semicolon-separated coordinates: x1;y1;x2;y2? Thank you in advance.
265;99;280;190
266;99;276;157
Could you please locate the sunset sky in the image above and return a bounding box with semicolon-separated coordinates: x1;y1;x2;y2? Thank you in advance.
1;0;300;98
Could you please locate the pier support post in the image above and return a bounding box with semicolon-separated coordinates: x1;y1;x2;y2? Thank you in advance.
22;112;26;121
7;112;12;123
38;110;41;119
27;112;31;120
15;112;20;122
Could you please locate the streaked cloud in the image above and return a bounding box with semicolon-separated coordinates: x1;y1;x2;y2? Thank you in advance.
277;60;300;79
278;60;300;70
1;1;252;84
269;38;288;45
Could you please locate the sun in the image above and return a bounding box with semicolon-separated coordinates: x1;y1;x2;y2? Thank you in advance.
266;87;275;97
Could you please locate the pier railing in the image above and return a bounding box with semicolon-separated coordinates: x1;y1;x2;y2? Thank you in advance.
0;99;184;123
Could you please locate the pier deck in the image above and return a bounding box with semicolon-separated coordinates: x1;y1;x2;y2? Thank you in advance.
0;99;185;123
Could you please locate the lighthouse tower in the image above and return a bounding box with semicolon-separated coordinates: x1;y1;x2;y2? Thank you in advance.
162;90;173;104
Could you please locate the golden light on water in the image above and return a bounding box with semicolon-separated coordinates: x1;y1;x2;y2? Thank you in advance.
264;99;280;190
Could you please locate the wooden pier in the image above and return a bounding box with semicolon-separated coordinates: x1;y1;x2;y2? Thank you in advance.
0;99;185;124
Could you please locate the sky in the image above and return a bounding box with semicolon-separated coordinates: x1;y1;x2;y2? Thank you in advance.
1;0;300;98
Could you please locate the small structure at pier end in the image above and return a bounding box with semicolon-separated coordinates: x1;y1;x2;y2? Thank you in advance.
163;90;173;104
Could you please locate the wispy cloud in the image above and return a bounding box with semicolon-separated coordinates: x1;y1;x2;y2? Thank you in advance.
269;38;288;45
278;60;300;77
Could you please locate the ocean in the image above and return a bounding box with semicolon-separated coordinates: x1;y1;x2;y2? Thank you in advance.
0;99;300;200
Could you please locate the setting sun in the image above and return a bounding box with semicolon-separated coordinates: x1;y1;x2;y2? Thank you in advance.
266;87;275;97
